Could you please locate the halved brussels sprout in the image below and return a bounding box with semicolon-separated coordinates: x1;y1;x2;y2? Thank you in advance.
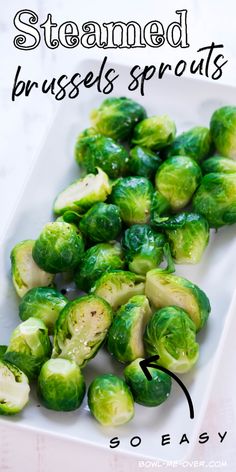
11;240;54;298
53;168;111;215
53;295;112;367
165;126;212;163
155;156;202;211
75;242;124;292
144;306;199;373
107;295;152;363
90;97;147;141
88;373;134;426
74;127;99;164
4;318;52;380
145;270;211;331
193;172;236;228
38;358;86;411
210;106;236;159
202;156;236;175
124;358;172;406
91;270;145;311
111;176;154;225
132;115;176;150
79;203;122;243
0;360;30;415
19;287;68;334
129;146;162;179
33;222;84;273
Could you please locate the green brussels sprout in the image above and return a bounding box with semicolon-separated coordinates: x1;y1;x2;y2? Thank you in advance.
132;115;176;151
11;240;54;298
53;295;112;367
88;374;134;426
193;173;236;228
4;318;52;380
145;270;211;331
165;126;213;163
75;242;124;292
210;106;236;159
90;97;147;141
74;127;99;164
91;270;145;311
38;358;86;411
107;295;152;363
150;190;172;225
19;287;68;334
124;358;172;406
202;156;236;174
0;346;7;360
129;146;162;179
75;134;129;179
33;222;84;274
111;177;154;225
79;203;122;243
144;306;199;373
155;155;202;211
0;360;30;415
53;168;112;216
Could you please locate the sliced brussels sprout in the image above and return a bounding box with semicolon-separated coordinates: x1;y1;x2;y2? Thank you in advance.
124;358;172;406
74;127;99;164
53;168;111;216
155;155;202;211
132;115;176;151
88;373;134;426
4;318;52;380
79;203;122;243
144;306;199;373
210;106;236;159
0;346;7;360
129;146;162;179
19;287;68;334
90;97;147;141
53;295;112;367
107;295;152;363
38;358;86;411
145;270;211;331
111;176;154;225
11;240;54;298
33;222;84;274
165;126;212;163
193;172;236;228
0;360;30;415
75;242;124;292
202;156;236;175
91;270;145;311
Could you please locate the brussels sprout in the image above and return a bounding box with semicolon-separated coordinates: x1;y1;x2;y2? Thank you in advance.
202;156;236;174
33;222;84;274
75;242;124;292
210;106;236;159
145;270;211;331
53;295;112;367
38;358;86;411
11;240;54;298
144;306;199;373
4;318;51;380
88;374;134;426
0;346;7;360
129;146;162;179
193;173;236;228
165;126;212;163
150;190;172;225
132;115;176;151
124;358;172;406
79;203;122;243
111;177;154;225
107;295;152;363
74;127;98;164
53;168;111;216
90;97;147;141
0;360;30;415
19;287;68;334
155;155;202;211
91;270;145;311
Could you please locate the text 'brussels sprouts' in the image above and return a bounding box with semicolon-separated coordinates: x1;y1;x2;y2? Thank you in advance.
132;115;176;150
165;126;212;163
0;360;30;415
79;203;122;243
129;146;162;180
88;374;134;426
53;295;112;367
202;156;236;175
210;106;236;159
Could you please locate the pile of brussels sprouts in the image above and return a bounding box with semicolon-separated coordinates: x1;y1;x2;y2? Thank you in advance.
1;98;236;427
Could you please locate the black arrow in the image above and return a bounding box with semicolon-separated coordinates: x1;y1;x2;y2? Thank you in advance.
139;355;194;419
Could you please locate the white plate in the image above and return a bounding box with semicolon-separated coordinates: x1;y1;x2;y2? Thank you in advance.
0;60;236;462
